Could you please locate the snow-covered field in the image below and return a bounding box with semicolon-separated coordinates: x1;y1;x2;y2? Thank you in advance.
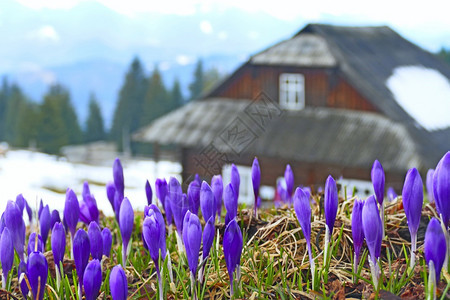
0;150;182;216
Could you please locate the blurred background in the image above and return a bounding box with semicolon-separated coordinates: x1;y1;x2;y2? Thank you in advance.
1;0;449;214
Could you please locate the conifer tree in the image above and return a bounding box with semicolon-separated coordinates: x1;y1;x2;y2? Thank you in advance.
0;77;11;141
188;59;204;100
84;93;106;142
170;78;184;109
141;66;168;127
4;84;27;144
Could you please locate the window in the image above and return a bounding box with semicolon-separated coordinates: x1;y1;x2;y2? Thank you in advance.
222;164;253;205
279;73;305;110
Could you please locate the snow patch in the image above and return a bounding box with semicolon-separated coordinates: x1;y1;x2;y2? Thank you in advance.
386;65;450;131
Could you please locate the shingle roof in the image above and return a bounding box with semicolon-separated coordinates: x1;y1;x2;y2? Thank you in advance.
134;98;439;172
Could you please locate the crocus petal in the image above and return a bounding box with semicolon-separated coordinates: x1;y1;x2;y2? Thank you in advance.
102;227;112;257
284;164;294;199
165;195;173;226
169;177;188;233
183;211;202;274
27;251;48;300
143;205;166;269
73;228;90;285
83;259;102;300
231;164;240;203
424;217;447;280
155;178;168;209
387;187;397;202
39;205;51;247
293;187;311;244
88;221;103;261
202;216;215;260
27;233;44;256
79;194;100;225
352;199;365;259
113;158;125;200
145;180;153;205
64;188;80;237
223;219;243;283
16;194;25;214
371;160;385;205
252;157;261;200
5;200;25;261
433;152;450;227
0;227;14;279
38;199;44;219
50;210;61;230
402;168;423;236
324;175;338;234
82;181;91;201
110;265;128;300
119;198;134;250
362;195;382;263
18;261;29;297
224;183;237;218
106;181;116;210
426;169;435;203
25;200;33;223
211;175;223;218
51;222;66;267
188;180;201;215
200;181;215;223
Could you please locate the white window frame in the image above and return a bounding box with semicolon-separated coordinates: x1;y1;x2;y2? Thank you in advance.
222;164;253;205
279;73;305;110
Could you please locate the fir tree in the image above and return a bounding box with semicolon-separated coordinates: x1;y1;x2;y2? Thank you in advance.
170;78;184;109
4;84;27;144
141;66;168;127
84;93;106;142
0;77;11;141
188;59;204;100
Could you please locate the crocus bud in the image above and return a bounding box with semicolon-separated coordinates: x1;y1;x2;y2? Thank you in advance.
119;198;134;266
5;200;25;261
164;195;173;226
82;181;91;199
426;169;435;203
403;168;423;237
252;158;261;199
211;175;223;219
202;216;215;260
143;204;167;270
145;180;153;205
155;178;168;209
387;187;397;202
200;181;215;223
18;261;28;297
102;227;112;257
169;177;188;234
424;218;446;283
224;183;237;225
39;204;51;247
83;259;102;300
16;194;25;214
51;222;66;268
183;211;202;275
362;195;382;265
285;164;294;201
79;194;100;225
88;221;103;261
324;175;338;238
27;251;48;300
223;219;243;294
371;160;385;205
64;188;80;238
0;227;14;288
106;181;116;210
25;200;33;223
188;180;200;215
433;152;450;228
294;188;311;245
38;199;44;219
27;233;44;256
73;228;90;285
231;164;240;203
110;265;128;300
352;199;364;262
113;158;125;201
50;209;61;230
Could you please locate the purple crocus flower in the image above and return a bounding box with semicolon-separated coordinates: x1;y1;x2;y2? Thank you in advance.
211;175;223;220
79;194;100;225
183;211;202;275
27;251;48;300
106;181;116;211
324;175;338;241
285;164;294;203
352;199;364;271
83;259;102;300
402;167;423;268
188;180;201;216
38;199;44;219
169;177;189;235
27;233;44;256
145;180;153;205
0;227;14;289
114;158;125;201
5;200;25;261
371;160;385;205
155;178;168;209
202;216;215;261
165;195;173;227
73;228;90;291
39;204;51;247
200;181;215;223
223;218;243;296
224;183;237;226
88;221;103;261
51;222;66;280
387;187;397;202
110;265;128;300
424;217;446;297
293;187;315;286
50;209;61;230
102;227;112;257
18;261;28;297
362;195;382;288
426;169;435;203
16;194;25;214
252;157;261;215
119;197;134;266
231;164;240;203
64;188;80;240
433;152;450;228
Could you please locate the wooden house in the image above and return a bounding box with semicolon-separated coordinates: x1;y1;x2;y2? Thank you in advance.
134;24;450;202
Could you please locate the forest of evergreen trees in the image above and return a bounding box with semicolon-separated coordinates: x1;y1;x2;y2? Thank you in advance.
0;57;221;155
